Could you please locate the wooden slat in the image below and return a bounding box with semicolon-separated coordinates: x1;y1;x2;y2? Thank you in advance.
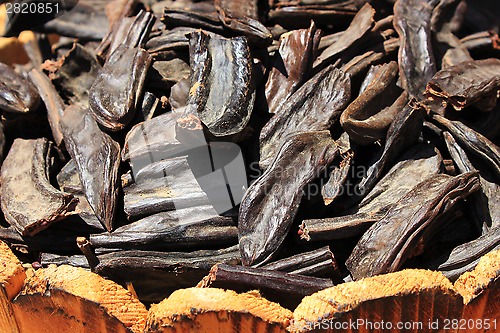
145;288;293;333
12;264;148;333
289;269;463;333
456;250;500;333
0;241;25;333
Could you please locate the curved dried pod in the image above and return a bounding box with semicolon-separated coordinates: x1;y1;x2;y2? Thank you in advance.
123;156;212;219
239;131;339;266
0;138;78;236
56;160;107;231
259;66;350;169
162;3;225;35
199;264;334;300
144;288;292;333
340;37;400;79
214;0;273;46
0;62;40;114
424;58;500;111
358;100;425;194
265;21;321;115
427;227;500;281
0;240;26;333
302;144;443;242
187;31;255;137
90;205;237;251
49;43;102;108
95;246;241;303
443;131;499;231
347;172;481;280
12;265;148;333
290;269;461;333
89;45;152;131
432;113;500;180
340;61;403;145
28;68;66;146
430;0;471;69
122;111;184;163
313;3;375;69
394;0;437;100
60;105;121;232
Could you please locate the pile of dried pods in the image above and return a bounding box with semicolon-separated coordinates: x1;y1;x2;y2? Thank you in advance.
0;0;499;307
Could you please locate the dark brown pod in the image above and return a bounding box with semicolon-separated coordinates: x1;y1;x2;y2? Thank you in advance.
340;62;403;145
94;246;241;303
187;31;255;137
301;144;443;242
199;264;334;299
358;100;426;194
124;156;211;219
0;63;40;114
432;114;500;180
60;105;121;232
426;226;500;281
28;68;66;146
313;3;375;69
56;160;106;231
265;21;321;115
49;43;102;108
259;66;350;169
346;172;481;280
443;131;499;231
239;131;339;266
425;58;500;110
89;45;152;131
262;246;340;278
394;0;437;99
340;37;400;79
214;0;273;45
0;138;78;236
90;205;237;251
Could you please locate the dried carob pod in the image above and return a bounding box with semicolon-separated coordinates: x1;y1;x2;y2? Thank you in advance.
28;68;66;146
340;61;403;145
432;114;500;180
60;105;121;231
301;144;443;241
94;245;241;302
0;63;40;114
239;131;339;266
358;100;426;194
313;3;375;69
214;0;272;45
0;138;78;236
424;58;500;110
394;0;437;99
187;30;255;137
346;172;481;280
90;205;237;251
124;156;211;219
198;264;334;301
89;45;152;131
259;66;350;169
265;21;321;115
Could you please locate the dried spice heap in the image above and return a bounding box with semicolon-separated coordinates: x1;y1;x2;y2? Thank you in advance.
0;0;498;308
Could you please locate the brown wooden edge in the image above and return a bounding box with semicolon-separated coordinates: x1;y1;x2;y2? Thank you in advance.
290;250;500;333
145;288;293;333
11;264;148;333
0;240;25;333
0;240;499;333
